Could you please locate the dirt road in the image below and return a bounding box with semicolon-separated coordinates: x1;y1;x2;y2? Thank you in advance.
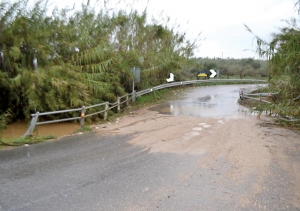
95;103;300;210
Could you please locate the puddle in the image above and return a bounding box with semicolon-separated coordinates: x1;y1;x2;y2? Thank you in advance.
149;84;265;118
0;121;80;140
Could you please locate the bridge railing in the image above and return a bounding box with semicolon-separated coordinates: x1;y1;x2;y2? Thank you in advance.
24;79;267;137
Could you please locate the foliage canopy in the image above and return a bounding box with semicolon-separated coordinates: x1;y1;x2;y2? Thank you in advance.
245;9;300;120
0;0;199;123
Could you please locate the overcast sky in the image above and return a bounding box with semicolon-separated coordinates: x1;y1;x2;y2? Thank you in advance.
48;0;298;59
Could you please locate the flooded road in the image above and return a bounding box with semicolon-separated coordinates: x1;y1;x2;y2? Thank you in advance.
1;84;300;211
150;84;262;117
1;84;260;140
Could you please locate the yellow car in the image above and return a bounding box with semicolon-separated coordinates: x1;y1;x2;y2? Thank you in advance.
197;71;209;79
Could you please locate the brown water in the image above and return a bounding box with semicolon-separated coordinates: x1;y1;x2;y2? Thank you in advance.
149;84;265;117
0;121;80;140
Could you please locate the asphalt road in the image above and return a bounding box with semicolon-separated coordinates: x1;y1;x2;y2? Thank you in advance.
1;132;228;211
1;85;299;211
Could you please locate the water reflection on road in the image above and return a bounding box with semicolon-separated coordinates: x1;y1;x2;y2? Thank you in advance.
149;84;264;117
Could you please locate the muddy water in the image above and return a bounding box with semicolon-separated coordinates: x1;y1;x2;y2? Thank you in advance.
1;84;264;140
0;121;80;140
149;84;265;117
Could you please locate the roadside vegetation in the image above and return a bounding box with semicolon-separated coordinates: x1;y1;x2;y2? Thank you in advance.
0;0;267;134
243;4;300;127
1;0;294;145
188;57;268;80
0;134;55;148
0;0;199;129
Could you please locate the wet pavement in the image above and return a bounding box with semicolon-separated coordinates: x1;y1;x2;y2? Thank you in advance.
149;84;263;117
0;132;260;211
0;84;299;211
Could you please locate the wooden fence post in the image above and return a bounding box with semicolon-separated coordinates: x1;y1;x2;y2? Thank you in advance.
126;95;129;106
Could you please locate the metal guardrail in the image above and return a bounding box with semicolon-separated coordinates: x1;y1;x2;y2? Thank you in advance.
239;91;278;104
135;79;267;96
239;91;300;123
23;94;134;137
24;79;267;137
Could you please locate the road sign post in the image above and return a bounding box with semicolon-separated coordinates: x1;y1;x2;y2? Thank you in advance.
130;67;140;103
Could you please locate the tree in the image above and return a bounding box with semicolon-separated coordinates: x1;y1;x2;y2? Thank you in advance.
245;15;300;118
0;0;200;124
